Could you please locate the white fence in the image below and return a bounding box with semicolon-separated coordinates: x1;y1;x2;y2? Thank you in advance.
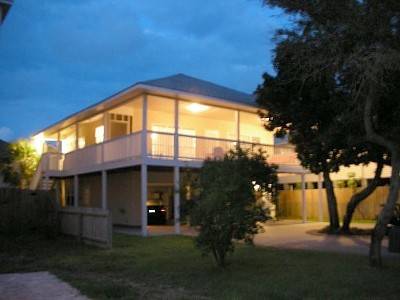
59;207;112;248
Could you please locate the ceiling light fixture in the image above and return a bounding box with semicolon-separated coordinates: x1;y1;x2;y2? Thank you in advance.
186;103;209;113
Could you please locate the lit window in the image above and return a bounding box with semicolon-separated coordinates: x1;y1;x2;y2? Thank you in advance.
95;125;104;144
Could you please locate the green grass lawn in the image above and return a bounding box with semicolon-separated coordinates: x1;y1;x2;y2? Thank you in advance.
1;234;399;299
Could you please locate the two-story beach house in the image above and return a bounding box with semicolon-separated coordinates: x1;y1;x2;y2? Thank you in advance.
29;74;390;235
29;74;302;235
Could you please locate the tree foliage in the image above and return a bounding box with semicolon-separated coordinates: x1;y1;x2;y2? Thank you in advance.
262;0;400;266
186;148;277;267
1;140;39;189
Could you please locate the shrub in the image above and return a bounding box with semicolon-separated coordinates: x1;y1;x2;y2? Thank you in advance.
186;147;277;267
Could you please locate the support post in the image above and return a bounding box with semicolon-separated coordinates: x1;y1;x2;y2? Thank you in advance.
101;170;107;209
301;173;306;223
74;175;79;207
141;164;148;237
317;174;324;222
174;166;181;234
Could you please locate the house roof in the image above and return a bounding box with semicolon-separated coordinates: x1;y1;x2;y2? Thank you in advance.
138;74;255;106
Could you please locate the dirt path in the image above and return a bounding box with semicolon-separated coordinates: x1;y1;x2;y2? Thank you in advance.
0;271;89;300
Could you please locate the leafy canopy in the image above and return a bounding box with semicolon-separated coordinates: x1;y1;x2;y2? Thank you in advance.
1;140;39;189
186;147;277;267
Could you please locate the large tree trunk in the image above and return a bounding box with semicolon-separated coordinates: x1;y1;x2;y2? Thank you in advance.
322;170;340;232
369;157;400;267
363;84;400;267
341;161;384;233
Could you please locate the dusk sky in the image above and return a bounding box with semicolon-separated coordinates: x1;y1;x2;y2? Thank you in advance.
0;0;287;141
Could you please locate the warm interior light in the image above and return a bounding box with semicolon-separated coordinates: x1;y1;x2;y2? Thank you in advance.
78;137;86;149
32;133;45;155
95;125;104;143
186;103;209;113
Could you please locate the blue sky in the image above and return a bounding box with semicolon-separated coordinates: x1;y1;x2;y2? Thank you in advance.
0;0;286;141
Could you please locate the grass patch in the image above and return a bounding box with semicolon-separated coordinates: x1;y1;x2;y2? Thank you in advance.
1;233;400;299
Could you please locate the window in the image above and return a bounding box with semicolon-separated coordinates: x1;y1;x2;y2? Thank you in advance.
95;125;104;143
239;111;274;145
179;101;237;140
59;125;76;154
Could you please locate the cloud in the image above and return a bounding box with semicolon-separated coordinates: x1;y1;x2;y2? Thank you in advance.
0;127;13;141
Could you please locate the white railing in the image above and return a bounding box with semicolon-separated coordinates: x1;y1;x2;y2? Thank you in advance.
63;132;141;171
179;134;237;160
36;132;299;176
269;144;299;165
147;131;174;159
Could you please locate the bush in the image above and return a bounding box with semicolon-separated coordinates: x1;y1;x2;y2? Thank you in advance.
185;147;277;267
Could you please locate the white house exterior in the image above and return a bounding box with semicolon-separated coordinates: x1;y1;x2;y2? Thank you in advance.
29;74;389;235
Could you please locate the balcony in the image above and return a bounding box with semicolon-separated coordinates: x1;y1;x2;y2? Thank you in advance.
40;131;299;175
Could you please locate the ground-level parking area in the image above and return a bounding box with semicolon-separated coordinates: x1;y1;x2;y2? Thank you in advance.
254;221;392;256
116;221;397;257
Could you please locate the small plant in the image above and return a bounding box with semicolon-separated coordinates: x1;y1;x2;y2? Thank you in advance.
186;147;277;267
1;140;39;189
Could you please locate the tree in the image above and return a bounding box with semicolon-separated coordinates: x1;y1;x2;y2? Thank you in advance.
1;140;39;189
262;0;400;266
186;147;277;267
256;69;348;232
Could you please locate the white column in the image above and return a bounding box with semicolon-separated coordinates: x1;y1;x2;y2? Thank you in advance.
174;166;181;234
141;94;148;159
104;112;110;141
75;123;79;150
141;164;148;236
101;170;107;209
74;175;79;207
301;173;306;223
317;174;324;222
57;131;61;152
174;99;179;160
